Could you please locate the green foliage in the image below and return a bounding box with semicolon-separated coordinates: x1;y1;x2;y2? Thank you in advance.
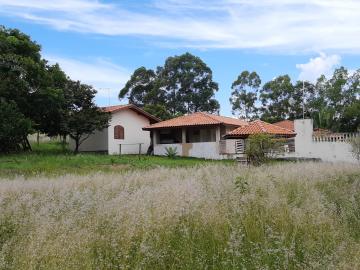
143;104;172;120
119;52;220;119
62;81;110;153
234;175;249;194
260;75;296;123
233;67;359;132
0;26;67;139
0;100;32;152
230;70;261;119
164;146;178;159
245;134;284;165
0;26;107;153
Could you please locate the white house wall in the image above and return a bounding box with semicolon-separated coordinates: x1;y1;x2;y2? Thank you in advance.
108;109;151;155
154;142;221;159
69;129;108;152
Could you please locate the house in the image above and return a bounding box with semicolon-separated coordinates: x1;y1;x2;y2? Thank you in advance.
143;112;248;159
69;104;159;154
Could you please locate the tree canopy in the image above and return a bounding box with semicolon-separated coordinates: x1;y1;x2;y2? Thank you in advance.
230;68;359;132
119;52;219;119
0;26;109;153
230;71;261;119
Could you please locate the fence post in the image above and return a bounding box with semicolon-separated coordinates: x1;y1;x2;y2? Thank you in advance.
119;144;122;155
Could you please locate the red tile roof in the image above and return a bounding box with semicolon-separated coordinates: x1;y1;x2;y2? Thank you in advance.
102;104;160;123
225;120;296;138
273;120;294;131
143;112;248;130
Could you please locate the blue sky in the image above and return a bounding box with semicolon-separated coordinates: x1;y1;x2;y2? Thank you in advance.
1;0;360;116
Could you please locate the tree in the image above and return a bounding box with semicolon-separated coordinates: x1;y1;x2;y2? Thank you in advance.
0;26;70;142
119;67;161;107
119;53;220;118
292;80;316;119
63;81;110;153
143;104;172;120
230;71;261;119
160;52;219;115
308;67;359;132
259;75;294;122
0;100;32;152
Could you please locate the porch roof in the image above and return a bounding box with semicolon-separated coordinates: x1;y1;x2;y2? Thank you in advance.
143;112;248;130
224;120;296;139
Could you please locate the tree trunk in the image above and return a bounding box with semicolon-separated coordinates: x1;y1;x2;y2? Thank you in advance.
37;131;40;146
74;139;79;154
61;134;67;151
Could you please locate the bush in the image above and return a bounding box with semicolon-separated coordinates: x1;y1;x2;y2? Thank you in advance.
245;134;284;165
165;146;178;158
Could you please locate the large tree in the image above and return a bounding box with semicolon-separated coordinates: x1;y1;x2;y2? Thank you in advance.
0;26;70;148
259;75;295;122
160;52;219;115
230;71;261;119
119;52;220;118
308;67;359;131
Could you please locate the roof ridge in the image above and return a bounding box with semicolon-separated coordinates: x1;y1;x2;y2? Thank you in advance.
256;120;267;132
198;112;222;124
201;112;248;124
260;120;294;132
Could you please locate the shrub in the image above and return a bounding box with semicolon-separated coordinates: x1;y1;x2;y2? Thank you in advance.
245;133;284;165
165;146;178;158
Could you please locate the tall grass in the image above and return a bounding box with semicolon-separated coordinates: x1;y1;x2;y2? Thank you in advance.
0;162;359;269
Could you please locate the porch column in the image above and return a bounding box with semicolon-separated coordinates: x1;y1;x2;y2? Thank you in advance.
215;126;221;142
182;128;186;143
152;130;158;145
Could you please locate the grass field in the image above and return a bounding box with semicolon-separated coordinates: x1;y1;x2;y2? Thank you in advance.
0;162;359;269
0;142;234;177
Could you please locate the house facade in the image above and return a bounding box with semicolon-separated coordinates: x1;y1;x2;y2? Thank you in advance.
69;104;159;154
143;112;248;159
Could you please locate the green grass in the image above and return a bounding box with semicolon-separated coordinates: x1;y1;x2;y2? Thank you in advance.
0;142;235;178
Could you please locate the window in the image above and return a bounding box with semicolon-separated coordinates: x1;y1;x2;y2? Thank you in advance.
114;125;124;139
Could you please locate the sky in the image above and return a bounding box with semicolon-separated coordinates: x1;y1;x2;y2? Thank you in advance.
0;0;360;116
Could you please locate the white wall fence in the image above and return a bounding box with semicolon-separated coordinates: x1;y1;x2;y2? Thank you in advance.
287;119;359;163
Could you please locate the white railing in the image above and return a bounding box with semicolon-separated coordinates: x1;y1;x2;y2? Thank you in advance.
312;132;359;143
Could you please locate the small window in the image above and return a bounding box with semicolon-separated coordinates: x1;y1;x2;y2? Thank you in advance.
114;125;124;139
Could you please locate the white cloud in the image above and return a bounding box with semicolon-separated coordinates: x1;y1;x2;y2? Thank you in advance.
46;55;130;104
296;53;341;82
1;0;360;52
